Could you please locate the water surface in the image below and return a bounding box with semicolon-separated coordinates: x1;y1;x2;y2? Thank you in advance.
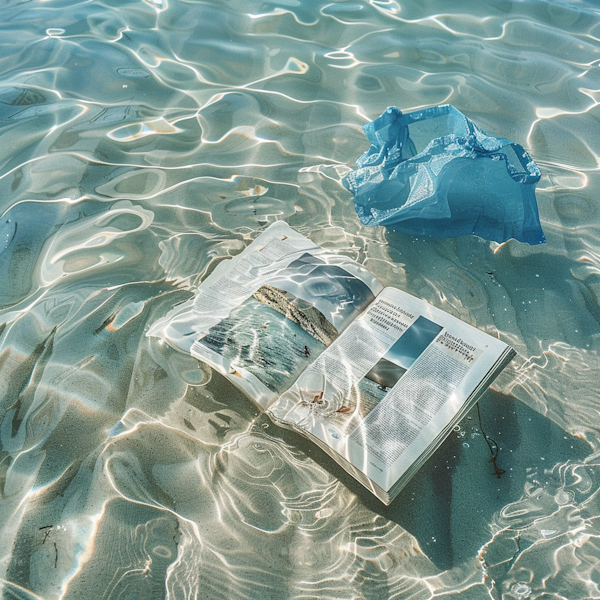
1;0;600;598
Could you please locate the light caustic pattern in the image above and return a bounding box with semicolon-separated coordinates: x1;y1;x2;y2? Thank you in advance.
0;0;600;598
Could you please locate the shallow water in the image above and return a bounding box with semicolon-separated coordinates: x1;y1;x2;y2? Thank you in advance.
1;0;600;598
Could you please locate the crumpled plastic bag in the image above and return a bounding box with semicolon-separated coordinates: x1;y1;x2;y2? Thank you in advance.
343;104;545;245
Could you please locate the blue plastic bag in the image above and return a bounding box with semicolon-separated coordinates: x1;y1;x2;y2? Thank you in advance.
343;105;545;245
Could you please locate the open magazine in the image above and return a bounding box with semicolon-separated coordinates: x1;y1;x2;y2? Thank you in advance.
149;221;516;504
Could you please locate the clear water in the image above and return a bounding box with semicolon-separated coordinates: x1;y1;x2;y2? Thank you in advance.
0;0;599;598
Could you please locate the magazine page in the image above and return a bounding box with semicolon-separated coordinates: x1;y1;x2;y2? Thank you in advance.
267;286;514;498
148;221;383;409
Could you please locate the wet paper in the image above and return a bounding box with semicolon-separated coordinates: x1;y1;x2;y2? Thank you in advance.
343;105;545;245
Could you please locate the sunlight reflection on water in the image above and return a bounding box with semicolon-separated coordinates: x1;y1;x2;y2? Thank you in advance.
1;0;600;598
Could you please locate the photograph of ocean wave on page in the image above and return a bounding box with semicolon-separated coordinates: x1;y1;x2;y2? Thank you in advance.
194;250;378;396
2;0;600;598
266;252;377;332
197;296;327;395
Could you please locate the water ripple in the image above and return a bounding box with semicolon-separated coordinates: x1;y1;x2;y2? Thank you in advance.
1;0;600;598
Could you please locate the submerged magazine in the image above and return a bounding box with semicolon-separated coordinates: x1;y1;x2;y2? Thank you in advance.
149;222;515;504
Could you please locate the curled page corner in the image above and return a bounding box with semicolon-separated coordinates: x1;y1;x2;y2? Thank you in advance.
343;104;545;245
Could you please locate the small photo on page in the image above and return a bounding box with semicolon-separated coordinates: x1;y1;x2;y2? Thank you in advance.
365;315;443;389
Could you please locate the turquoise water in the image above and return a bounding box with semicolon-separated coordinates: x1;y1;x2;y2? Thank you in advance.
1;0;600;598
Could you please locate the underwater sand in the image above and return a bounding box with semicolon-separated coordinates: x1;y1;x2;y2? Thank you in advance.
1;0;600;598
